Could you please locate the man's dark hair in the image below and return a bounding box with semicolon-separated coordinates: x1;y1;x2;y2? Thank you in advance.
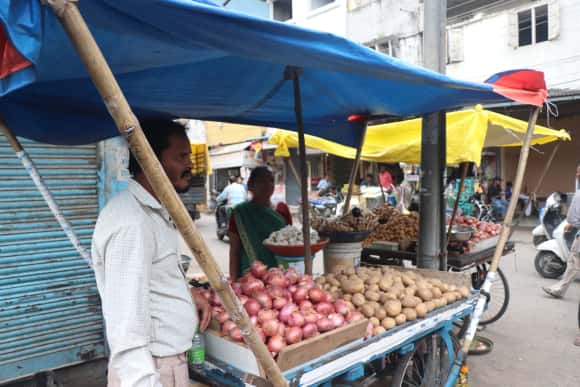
128;119;188;176
228;175;237;184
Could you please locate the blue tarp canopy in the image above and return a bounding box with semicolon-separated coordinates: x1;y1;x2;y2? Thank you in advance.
0;0;544;146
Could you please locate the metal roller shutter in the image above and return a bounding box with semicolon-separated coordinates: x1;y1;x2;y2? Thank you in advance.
0;134;105;382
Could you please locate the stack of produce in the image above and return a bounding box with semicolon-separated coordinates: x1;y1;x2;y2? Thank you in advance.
311;208;379;233
202;262;364;358
315;265;470;336
264;225;319;245
447;216;502;255
363;206;419;247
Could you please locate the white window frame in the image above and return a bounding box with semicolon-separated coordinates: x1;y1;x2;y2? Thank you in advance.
511;0;559;48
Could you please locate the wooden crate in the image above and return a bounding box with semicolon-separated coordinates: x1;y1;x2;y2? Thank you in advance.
204;319;368;376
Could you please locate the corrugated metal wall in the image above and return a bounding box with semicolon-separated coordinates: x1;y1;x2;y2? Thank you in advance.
0;135;105;382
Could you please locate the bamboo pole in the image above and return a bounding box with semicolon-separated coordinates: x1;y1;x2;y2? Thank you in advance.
446;162;468;243
444;106;540;387
343;123;368;215
285;66;312;275
531;141;560;195
0;119;92;264
47;3;287;386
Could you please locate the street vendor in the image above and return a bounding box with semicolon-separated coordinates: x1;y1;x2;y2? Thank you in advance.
91;120;211;387
229;166;292;280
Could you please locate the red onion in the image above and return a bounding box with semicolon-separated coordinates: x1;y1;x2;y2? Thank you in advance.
288;311;305;327
239;295;249;305
299;300;314;311
293;286;309;303
289;285;298;294
258;309;277;324
303;311;320;324
315;302;334;315
232;282;243;297
250;260;268;279
328;313;345;328
308;287;324;303
285;268;299;285
267;335;287;354
221;320;237;336
285;326;303;345
217;311;231;324
273;297;288;310
302;323;318;339
317;317;334;332
279;304;298;323
266;273;288;288
201;289;212;300
298;274;313;283
334;300;350;316
241;277;265;296
322;292;334;303
244;299;261;316
298;280;315;290
277;322;286;337
347;311;364;323
211;307;224;318
268;287;285;299
254;291;272;309
262;319;280;337
250;315;259;325
230;327;244;342
366;322;374;338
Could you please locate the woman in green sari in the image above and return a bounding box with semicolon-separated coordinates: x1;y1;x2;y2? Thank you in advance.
228;166;292;280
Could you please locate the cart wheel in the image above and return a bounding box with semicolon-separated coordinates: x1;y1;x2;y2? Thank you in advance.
471;266;510;325
391;340;429;387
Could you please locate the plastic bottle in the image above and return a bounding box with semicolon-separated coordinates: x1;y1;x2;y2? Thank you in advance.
188;329;205;370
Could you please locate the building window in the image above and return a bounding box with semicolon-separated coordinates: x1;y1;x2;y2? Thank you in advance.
311;0;335;11
366;39;394;57
273;0;292;22
518;4;549;46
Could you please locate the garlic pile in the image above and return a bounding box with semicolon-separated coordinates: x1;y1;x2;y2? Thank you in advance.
264;225;319;246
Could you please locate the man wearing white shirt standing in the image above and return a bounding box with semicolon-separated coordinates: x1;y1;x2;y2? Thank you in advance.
92;119;211;387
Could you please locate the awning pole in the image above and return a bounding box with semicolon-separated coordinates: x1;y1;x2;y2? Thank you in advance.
343;122;368;215
47;3;287;386
0;119;91;265
285;66;312;275
446;162;468;243
445;106;540;387
531;141;561;195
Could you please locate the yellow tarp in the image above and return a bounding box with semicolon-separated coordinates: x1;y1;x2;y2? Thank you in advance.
269;105;571;167
190;143;211;175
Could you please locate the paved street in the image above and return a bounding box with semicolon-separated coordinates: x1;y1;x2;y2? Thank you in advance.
191;214;580;387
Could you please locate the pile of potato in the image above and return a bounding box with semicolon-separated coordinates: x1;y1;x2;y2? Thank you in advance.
315;265;470;336
363;209;419;247
312;209;379;233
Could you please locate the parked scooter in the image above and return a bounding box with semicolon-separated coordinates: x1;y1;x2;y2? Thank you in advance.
215;198;228;241
532;192;566;246
535;219;570;279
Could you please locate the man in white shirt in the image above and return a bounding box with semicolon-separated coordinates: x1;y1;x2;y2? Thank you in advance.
217;175;247;208
92;120;211;387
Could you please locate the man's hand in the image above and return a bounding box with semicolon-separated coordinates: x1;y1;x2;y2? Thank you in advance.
190;288;211;332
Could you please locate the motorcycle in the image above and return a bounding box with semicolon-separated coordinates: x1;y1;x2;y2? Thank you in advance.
534;219;572;279
309;195;339;217
215;197;229;241
469;195;496;223
532;192;566;246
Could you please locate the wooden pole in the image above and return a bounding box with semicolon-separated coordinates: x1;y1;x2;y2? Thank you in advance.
343;123;368;215
531;141;560;195
48;3;287;386
286;66;312;275
446;162;468;243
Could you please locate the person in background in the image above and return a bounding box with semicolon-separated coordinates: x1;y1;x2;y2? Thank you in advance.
542;165;580;346
228;166;292;280
379;166;393;189
317;174;331;193
487;177;507;218
360;173;376;187
92;119;211;387
236;175;248;191
217;174;247;208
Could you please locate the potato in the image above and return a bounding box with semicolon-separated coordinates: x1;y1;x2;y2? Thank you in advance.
458;286;470;298
380;292;397;303
332;265;347;274
415;302;427;318
345;267;356;275
404;287;417;297
402;307;417;321
401;274;415;287
379;278;393;292
315;277;326;285
401;296;421;308
365;290;380;302
345;301;355;310
425;300;435;312
342;294;352;302
341;278;365;294
438;297;448;307
374;308;387;320
382;317;396;330
374;326;386;336
361;304;375;318
329;285;338;292
370;317;380;327
352;293;366;307
384;299;402;317
368;301;381;311
444;292;457;303
366;275;380;285
367;284;380;292
448;285;457;292
417;288;433;302
431;287;442;298
395;313;407;325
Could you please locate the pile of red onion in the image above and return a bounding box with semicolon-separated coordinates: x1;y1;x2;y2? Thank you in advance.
202;262;364;358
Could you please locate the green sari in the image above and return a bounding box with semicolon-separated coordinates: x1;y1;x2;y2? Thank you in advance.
232;201;286;277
